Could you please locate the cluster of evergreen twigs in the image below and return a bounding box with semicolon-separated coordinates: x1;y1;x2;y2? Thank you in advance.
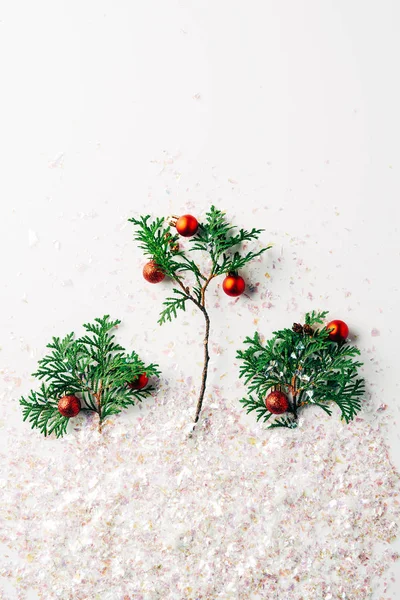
19;315;160;437
237;311;365;429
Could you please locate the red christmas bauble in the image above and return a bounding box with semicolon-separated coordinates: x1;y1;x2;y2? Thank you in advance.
143;261;165;284
222;274;246;297
265;391;289;414
326;319;349;342
58;395;81;418
128;373;149;390
175;214;199;237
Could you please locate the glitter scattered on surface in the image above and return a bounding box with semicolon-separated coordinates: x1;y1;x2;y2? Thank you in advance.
0;371;399;599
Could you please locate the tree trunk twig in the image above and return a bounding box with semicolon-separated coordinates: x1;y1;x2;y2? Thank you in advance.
290;375;298;419
176;273;216;430
193;307;210;425
94;383;103;433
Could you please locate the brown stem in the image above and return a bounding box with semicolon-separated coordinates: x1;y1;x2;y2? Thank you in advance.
175;273;216;429
200;273;216;304
290;375;299;419
193;273;217;426
94;383;103;433
193;307;210;424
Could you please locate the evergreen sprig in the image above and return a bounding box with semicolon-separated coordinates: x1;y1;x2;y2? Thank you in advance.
237;311;364;429
19;315;160;438
128;215;186;279
129;205;271;425
129;206;270;325
189;206;266;276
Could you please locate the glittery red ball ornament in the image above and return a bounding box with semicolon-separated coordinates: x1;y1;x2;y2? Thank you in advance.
58;395;81;418
127;373;149;390
175;214;199;237
222;274;246;297
265;391;289;414
326;319;349;342
143;261;165;284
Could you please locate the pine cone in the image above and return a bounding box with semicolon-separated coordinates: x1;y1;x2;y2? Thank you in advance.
303;324;314;336
292;323;303;334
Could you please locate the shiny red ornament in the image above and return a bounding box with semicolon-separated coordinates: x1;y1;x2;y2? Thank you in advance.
222;274;246;297
128;373;149;390
143;261;165;284
175;214;199;237
326;319;349;342
265;391;289;414
58;395;81;418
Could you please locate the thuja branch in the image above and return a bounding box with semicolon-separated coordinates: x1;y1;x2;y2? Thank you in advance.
19;315;160;438
237;311;365;429
129;207;271;427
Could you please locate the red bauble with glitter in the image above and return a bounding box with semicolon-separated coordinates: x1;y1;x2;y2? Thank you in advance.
128;373;149;390
265;391;289;414
58;395;81;418
326;319;349;342
143;261;165;284
175;214;199;237
222;274;246;297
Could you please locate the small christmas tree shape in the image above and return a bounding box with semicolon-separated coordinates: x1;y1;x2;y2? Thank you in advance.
129;206;271;426
237;310;365;429
19;315;160;438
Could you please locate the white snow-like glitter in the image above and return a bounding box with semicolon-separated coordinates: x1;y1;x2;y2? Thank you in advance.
0;372;399;599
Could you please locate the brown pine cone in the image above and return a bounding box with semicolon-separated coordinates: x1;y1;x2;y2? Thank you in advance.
303;324;314;336
292;323;303;334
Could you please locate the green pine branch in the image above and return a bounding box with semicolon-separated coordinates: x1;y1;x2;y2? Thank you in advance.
129;206;270;323
19;315;160;438
129;205;271;427
305;309;329;326
158;289;189;325
237;311;365;429
20;384;70;438
128;215;185;279
189;205;271;276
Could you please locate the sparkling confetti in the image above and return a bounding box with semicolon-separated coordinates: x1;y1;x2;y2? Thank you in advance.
0;372;399;599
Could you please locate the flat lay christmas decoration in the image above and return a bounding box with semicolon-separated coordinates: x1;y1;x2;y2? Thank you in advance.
129;206;270;426
19;315;160;437
237;310;365;429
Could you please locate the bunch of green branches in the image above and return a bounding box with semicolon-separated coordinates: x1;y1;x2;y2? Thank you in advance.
129;205;270;426
237;310;364;429
19;315;160;438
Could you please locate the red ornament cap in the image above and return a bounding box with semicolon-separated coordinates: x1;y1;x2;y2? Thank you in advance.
128;373;149;390
58;395;81;418
326;319;349;342
175;214;199;237
143;261;165;284
222;274;246;297
265;391;289;415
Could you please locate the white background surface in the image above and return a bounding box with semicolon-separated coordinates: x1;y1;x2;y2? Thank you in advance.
1;1;400;597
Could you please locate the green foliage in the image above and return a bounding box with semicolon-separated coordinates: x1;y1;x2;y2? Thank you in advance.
189;205;268;275
128;215;185;279
19;384;70;438
158;289;189;325
237;311;365;429
129;205;271;321
19;315;160;438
